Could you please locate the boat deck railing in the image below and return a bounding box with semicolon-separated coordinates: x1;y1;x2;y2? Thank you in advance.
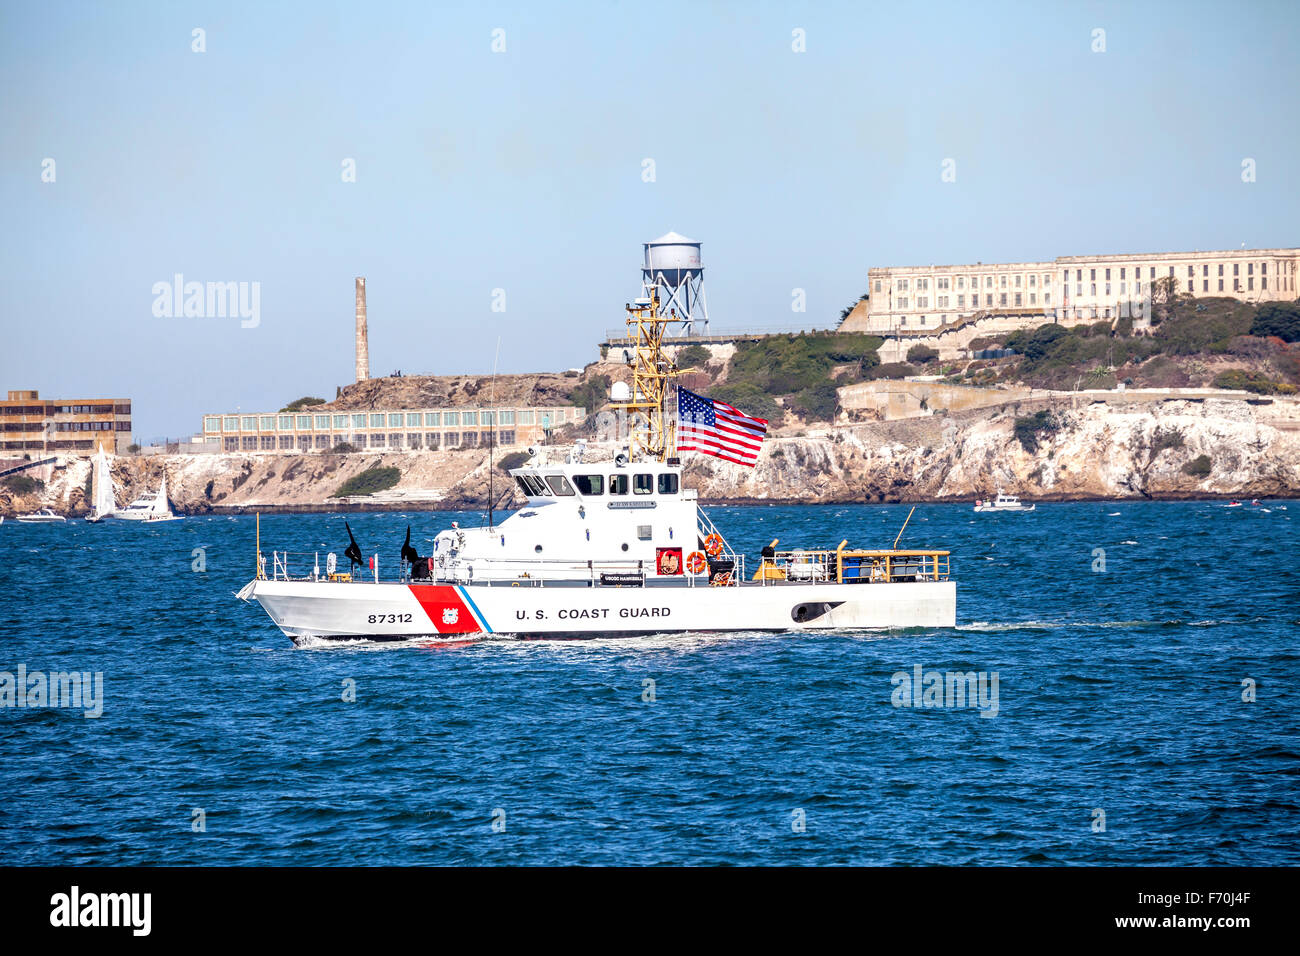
263;550;747;588
751;546;951;585
264;547;949;588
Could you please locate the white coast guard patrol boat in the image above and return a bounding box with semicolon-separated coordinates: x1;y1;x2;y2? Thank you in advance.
239;294;955;643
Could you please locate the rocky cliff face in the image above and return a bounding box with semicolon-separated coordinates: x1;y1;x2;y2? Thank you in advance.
4;397;1298;517
323;371;580;411
684;397;1300;502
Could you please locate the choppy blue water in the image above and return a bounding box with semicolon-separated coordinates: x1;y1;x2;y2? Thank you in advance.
1;501;1296;865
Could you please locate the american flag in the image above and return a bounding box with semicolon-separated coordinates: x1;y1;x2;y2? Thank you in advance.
676;387;769;466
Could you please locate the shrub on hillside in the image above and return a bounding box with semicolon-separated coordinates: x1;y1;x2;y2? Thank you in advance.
1013;410;1058;453
867;362;917;380
1212;369;1293;394
3;474;44;495
331;466;401;498
1134;355;1190;388
281;396;326;412
676;344;711;368
1154;298;1254;354
1273;350;1300;385
331;441;359;453
1151;428;1185;454
787;382;840;421
907;344;939;364
497;451;530;472
568;374;611;414
1006;323;1069;365
1250;301;1300;342
727;333;881;394
1183;454;1212;477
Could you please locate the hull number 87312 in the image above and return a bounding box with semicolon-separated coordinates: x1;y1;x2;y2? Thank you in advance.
368;613;413;624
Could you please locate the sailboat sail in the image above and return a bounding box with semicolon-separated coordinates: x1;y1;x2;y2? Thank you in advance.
153;476;168;515
92;449;116;519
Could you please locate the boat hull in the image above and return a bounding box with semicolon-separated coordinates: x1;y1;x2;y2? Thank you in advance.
244;578;957;644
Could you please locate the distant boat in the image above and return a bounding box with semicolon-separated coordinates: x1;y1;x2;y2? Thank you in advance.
974;493;1035;513
104;474;180;522
16;508;66;523
85;448;117;523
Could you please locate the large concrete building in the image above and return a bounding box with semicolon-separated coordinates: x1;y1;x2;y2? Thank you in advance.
841;246;1300;336
0;390;132;454
200;403;584;453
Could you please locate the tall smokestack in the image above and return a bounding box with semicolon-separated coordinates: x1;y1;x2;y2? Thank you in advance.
354;277;369;383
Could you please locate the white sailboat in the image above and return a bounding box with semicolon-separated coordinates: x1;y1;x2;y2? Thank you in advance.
106;473;180;522
85;448;117;522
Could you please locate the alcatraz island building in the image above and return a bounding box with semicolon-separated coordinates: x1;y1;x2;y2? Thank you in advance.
839;246;1299;360
0;390;132;455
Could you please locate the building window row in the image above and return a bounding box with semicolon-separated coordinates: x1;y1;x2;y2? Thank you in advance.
204;407;562;435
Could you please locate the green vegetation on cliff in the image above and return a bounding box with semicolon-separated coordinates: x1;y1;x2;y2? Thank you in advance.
3;474;43;495
1013;410;1059;453
1250;301;1300;342
727;332;882;394
331;466;401;497
497;451;531;472
569;374;611;414
676;344;711;368
987;297;1300;392
281;396;327;412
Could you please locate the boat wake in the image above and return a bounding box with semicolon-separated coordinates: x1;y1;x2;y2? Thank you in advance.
957;618;1251;632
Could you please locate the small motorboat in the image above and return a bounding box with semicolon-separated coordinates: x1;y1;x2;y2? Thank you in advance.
974;493;1035;513
104;475;180;522
15;508;67;523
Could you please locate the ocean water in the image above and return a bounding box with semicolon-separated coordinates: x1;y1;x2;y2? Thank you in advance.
0;501;1296;866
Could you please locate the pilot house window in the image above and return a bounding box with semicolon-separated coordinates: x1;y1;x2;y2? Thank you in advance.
545;475;575;496
657;473;679;495
609;474;629;495
633;474;654;495
574;474;604;495
516;475;547;497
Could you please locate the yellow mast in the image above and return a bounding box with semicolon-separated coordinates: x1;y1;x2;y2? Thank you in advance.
611;292;678;462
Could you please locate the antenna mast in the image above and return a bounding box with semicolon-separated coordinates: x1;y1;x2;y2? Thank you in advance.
488;336;501;528
611;292;678;462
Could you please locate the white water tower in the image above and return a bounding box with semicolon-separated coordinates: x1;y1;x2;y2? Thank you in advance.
642;231;709;336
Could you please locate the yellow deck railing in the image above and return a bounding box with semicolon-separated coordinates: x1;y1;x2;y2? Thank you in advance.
752;540;951;585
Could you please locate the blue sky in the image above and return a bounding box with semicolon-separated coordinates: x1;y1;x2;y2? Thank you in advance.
2;0;1297;439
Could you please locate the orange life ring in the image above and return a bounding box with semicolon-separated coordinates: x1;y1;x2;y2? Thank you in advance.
686;551;707;574
703;533;724;557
